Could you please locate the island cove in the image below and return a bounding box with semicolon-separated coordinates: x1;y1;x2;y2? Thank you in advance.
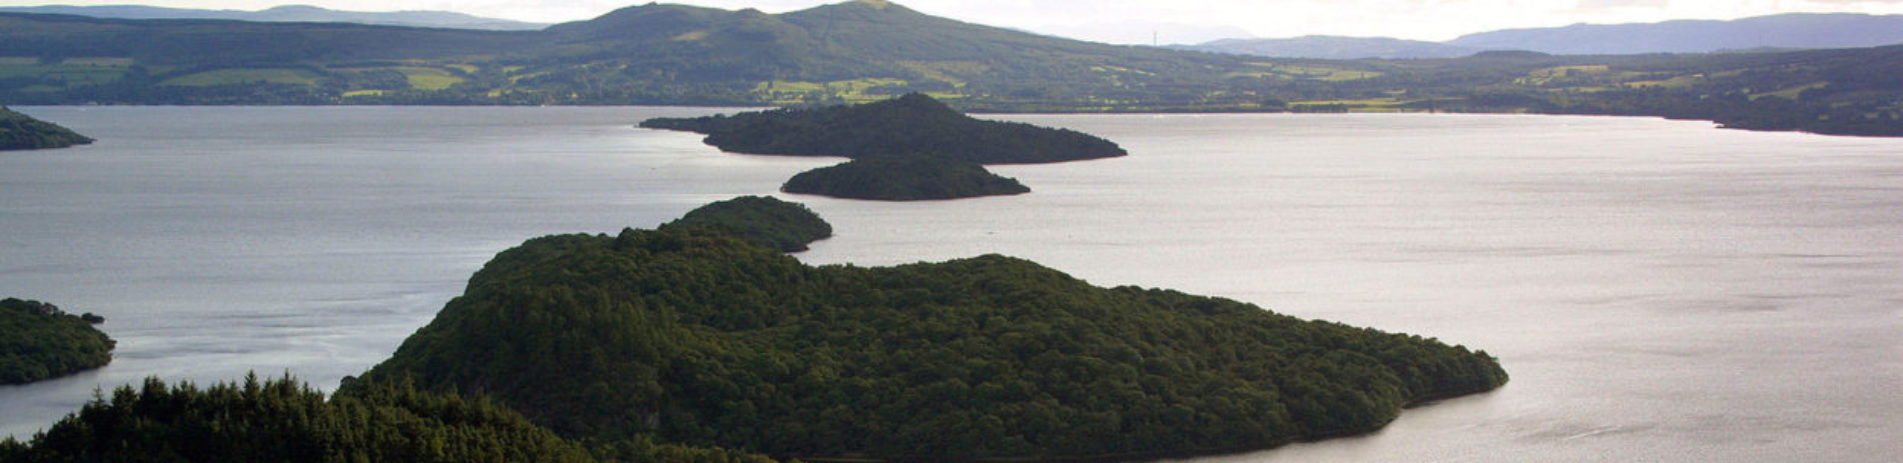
4;197;1507;463
643;94;1115;201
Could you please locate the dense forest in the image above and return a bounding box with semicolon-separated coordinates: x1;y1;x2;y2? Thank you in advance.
661;196;833;252
0;374;779;463
782;156;1030;201
347;224;1508;461
0;298;113;384
641;93;1127;164
2;1;1900;136
0;107;92;150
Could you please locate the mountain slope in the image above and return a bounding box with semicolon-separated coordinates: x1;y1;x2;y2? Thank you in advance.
0;1;1898;136
0;4;549;30
1449;13;1903;54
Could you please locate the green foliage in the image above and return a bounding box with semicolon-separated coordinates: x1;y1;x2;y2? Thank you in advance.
0;107;92;150
661;196;833;252
350;226;1508;461
0;373;604;463
0;298;114;384
782;156;1030;201
641;93;1127;164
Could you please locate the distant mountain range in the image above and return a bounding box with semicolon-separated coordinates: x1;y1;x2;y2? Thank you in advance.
1179;13;1903;59
0;0;1899;136
1174;36;1478;60
0;4;549;30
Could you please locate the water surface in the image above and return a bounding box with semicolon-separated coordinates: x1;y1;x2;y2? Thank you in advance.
3;107;1899;462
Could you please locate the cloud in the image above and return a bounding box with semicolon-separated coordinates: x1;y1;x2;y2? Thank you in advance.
1576;0;1671;10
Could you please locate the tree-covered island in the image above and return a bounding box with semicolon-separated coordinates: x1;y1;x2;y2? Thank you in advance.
0;298;114;384
2;199;1508;463
781;156;1030;201
661;195;833;252
640;93;1126;165
343;204;1508;462
644;93;1118;200
0;107;93;151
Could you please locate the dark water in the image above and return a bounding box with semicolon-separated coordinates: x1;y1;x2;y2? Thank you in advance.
3;107;1899;462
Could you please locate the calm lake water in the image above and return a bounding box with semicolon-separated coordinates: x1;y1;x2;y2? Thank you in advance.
3;107;1899;462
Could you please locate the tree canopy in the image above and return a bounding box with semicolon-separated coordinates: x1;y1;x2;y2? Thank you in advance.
0;298;114;384
781;156;1030;201
349;225;1508;461
0;373;781;463
0;107;93;151
661;195;833;252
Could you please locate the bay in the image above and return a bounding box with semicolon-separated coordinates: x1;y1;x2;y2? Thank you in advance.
3;107;1899;462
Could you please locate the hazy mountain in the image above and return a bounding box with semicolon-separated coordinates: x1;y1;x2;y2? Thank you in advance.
1175;36;1480;59
0;4;549;30
1448;13;1903;55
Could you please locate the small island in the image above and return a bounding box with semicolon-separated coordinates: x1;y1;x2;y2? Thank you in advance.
0;298;114;384
781;156;1030;201
661;195;833;252
643;93;1124;200
640;93;1126;164
0;107;93;151
346;202;1509;462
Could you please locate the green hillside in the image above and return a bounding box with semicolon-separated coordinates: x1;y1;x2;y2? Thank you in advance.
348;225;1507;461
1;1;1899;135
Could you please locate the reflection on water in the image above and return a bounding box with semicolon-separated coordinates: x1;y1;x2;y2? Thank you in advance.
4;108;1900;462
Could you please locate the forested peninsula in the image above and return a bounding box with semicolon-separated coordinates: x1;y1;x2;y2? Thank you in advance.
782;156;1030;201
0;107;92;151
4;198;1507;462
640;93;1126;164
0;298;114;385
344;201;1508;461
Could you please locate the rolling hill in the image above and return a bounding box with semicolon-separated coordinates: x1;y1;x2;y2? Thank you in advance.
0;0;1898;136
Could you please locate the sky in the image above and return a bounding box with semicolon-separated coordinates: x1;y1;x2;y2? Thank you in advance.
6;0;1903;43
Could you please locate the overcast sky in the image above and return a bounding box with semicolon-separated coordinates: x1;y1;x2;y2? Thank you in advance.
8;0;1903;43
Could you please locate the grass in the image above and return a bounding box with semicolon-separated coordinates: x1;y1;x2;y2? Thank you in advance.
1622;74;1705;89
1753;82;1828;101
0;62;129;86
753;78;916;104
394;66;464;90
1237;62;1382;81
60;57;134;67
160;68;323;87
